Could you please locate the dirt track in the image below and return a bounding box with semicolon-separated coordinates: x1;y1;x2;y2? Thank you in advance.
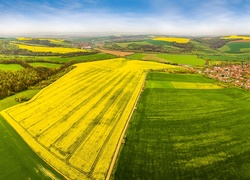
105;72;147;180
96;48;134;57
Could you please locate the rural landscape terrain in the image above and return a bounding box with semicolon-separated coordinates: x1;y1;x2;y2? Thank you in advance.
0;35;250;180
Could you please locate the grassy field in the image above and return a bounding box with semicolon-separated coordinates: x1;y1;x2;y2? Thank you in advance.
114;72;250;179
116;41;152;48
28;62;62;68
44;53;117;63
1;59;182;179
0;116;66;180
0;90;40;111
126;53;204;66
116;40;174;47
145;39;174;46
0;64;24;71
219;42;250;53
202;54;250;62
157;54;204;65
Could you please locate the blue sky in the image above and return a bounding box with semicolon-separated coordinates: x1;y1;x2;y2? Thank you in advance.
0;0;250;36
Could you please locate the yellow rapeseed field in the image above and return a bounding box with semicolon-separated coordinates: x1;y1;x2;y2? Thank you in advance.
1;58;182;180
14;43;88;53
17;37;65;43
17;37;33;41
222;35;250;40
153;37;190;43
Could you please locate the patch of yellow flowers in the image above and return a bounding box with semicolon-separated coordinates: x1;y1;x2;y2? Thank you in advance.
222;35;250;40
17;37;65;43
1;58;182;179
14;43;89;53
153;37;190;43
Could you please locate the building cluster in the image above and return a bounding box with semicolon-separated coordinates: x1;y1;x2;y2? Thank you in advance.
73;42;93;49
203;64;250;90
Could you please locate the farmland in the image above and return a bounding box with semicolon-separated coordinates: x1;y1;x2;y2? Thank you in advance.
14;43;90;53
0;58;180;179
153;37;190;43
0;90;40;111
219;42;250;53
0;116;66;180
17;37;65;44
201;54;250;62
222;35;250;40
157;54;204;66
41;53;117;63
114;72;250;179
28;62;62;68
1;34;250;179
96;48;134;56
126;53;205;66
0;64;24;71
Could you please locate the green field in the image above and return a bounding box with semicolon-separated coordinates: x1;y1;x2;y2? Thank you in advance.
157;54;205;65
0;64;24;71
0;90;40;111
114;72;250;179
115;40;173;48
220;42;250;53
0;116;66;180
127;53;204;66
202;54;250;62
29;62;62;68
116;41;152;48
0;53;117;64
146;39;173;46
42;53;117;63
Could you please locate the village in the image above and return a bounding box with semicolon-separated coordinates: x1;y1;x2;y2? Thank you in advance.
203;63;250;90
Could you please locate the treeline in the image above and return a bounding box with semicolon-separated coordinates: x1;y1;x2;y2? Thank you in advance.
127;44;165;52
0;61;73;99
61;51;98;57
1;59;35;68
172;42;194;52
0;47;98;56
103;42;195;53
194;38;230;49
0;41;98;56
22;39;62;47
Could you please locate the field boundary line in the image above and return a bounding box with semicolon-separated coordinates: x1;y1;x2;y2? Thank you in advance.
105;70;148;180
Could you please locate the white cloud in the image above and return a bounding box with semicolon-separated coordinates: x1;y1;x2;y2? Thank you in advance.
0;0;250;36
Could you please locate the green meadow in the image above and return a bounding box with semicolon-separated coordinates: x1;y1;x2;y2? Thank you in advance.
43;53;117;63
157;54;205;65
0;116;66;180
0;64;24;71
28;62;62;68
220;42;250;53
203;54;250;62
127;53;204;66
0;90;40;111
114;72;250;180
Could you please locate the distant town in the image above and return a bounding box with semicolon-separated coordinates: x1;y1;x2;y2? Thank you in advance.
204;63;250;90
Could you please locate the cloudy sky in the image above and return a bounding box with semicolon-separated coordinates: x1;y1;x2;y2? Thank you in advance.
0;0;250;36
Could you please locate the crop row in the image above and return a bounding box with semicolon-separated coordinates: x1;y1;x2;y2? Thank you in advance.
1;59;176;179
